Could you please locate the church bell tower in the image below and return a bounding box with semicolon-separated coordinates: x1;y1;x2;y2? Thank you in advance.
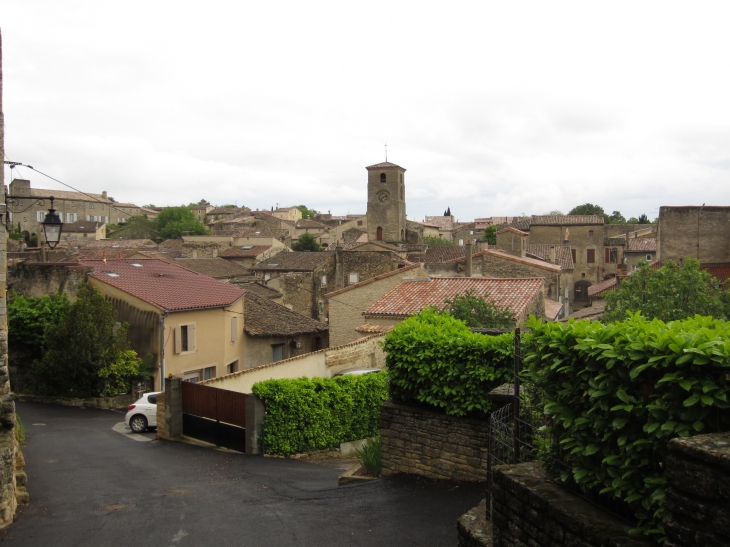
365;161;407;244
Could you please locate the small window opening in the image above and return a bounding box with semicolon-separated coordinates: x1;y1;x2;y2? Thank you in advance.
380;173;386;183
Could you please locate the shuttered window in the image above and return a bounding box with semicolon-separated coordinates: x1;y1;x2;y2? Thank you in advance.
174;324;196;353
231;316;238;343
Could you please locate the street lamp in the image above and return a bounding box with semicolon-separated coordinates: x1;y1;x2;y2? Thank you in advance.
41;197;63;249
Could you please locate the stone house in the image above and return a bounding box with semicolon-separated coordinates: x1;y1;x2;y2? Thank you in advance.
61;220;106;241
325;263;428;347
111;203;144;224
220;245;279;269
242;291;328;368
8;178;113;238
658;205;730;263
81;258;247;389
272;207;302;221
188;203;213;222
424;214;456;242
625;238;657;271
361;277;545;330
253;252;337;320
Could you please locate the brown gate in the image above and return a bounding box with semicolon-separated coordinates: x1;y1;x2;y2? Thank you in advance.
182;382;246;452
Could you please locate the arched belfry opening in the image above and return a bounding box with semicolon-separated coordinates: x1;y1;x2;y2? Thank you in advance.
377;227;383;241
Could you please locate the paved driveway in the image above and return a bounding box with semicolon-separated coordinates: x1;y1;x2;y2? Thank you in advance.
4;402;485;547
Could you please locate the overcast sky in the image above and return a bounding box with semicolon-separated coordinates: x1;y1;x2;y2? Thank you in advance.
3;1;730;222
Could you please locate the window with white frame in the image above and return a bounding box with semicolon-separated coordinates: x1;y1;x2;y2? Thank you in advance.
174;323;196;354
183;371;200;383
66;213;77;223
203;366;216;380
36;211;45;222
646;254;652;261
7;212;12;222
349;272;359;284
321;275;327;288
90;203;94;209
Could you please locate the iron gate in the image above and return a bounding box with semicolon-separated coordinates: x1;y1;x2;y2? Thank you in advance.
182;381;247;452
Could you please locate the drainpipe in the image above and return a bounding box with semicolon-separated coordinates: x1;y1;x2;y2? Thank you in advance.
159;311;168;391
335;247;343;290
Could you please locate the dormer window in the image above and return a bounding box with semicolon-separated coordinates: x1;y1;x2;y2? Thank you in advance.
380;173;386;183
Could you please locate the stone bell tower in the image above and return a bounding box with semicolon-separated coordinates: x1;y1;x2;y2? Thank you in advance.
366;161;406;244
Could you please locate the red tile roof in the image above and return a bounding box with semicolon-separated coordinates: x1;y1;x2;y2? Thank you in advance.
701;263;730;283
173;258;252;278
530;215;605;226
365;161;406;171
481;249;561;272
588;277;618;297
80;258;245;312
496;226;529;236
253;252;333;271
544;299;564;321
220;245;271;258
627;238;657;252
364;277;544;318
526;244;574;270
243;291;327;337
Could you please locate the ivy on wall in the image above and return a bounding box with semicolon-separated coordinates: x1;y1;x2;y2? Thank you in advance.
524;313;730;541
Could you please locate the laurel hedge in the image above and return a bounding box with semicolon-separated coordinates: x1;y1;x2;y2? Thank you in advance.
524;313;730;541
251;373;388;456
382;307;514;417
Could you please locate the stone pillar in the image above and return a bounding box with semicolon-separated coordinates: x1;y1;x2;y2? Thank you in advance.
245;394;265;455
159;377;182;438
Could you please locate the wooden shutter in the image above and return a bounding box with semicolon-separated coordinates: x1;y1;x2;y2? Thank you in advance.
188;324;196;352
174;326;182;354
231;317;238;343
605;248;610;262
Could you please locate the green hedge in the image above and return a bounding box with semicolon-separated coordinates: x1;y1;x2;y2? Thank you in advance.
382;307;514;417
524;313;730;540
251;373;388;456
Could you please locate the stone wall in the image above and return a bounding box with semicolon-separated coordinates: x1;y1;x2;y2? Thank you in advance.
326;263;427;347
481;253;559;300
8;262;91;299
658;206;730;263
491;462;652;547
17;393;135;410
341;251;396;288
662;432;730;547
379;400;489;481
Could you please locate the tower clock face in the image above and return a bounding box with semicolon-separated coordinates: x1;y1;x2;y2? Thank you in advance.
377;190;389;203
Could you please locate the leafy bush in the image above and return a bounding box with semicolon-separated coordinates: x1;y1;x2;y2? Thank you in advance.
251;373;388;456
356;437;381;476
524;313;730;540
442;289;515;329
15;414;26;445
8;291;69;353
382;307;513;417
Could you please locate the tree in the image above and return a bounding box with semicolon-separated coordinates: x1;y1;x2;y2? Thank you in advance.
637;214;650;224
483;226;497;245
608;211;626;224
441;289;516;328
106;215;159;240
155;207;209;239
423;236;454;247
33;283;143;397
296;205;318;219
292;232;323;252
602;258;728;323
568;203;609;223
545;210;564;216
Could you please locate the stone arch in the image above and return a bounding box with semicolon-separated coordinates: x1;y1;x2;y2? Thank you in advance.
377;226;383;241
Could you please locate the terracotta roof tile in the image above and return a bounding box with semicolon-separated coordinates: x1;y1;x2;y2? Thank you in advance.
364;277;544;318
235;282;282;299
365;162;406;171
627;238;657;252
62;221;104;234
174;258;252;278
220;245;271;258
407;245;477;263
482;249;561;272
243;291;327;337
81;239;158;250
253;252;333;271
496;226;529;236
80;258;245;311
588;277;618;297
701;263;730;283
529;215;605;226
424;216;454;231
354;324;394;334
544;299;564;321
295;219;330;230
526;244;575;270
30;188;111;203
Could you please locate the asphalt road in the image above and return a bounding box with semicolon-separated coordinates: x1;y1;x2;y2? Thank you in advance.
3;402;486;547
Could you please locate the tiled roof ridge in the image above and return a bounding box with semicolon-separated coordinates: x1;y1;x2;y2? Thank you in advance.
199;334;386;384
496;226;529;236
481;249;561;271
324;263;423;297
365;162;405;171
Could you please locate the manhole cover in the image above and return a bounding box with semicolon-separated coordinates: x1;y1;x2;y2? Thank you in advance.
97;503;136;512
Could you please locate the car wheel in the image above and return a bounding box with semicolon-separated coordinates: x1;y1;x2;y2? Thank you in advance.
129;415;148;433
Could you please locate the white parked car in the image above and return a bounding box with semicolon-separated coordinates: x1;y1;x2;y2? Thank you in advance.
126;392;160;433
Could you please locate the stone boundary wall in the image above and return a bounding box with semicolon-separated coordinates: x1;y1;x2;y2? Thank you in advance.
663;432;730;547
491;462;652;547
379;400;489;481
17;393;134;410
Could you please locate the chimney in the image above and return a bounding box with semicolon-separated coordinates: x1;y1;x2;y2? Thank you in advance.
335;247;344;290
550;245;556;264
520;236;526;258
102;191;108;200
465;240;473;278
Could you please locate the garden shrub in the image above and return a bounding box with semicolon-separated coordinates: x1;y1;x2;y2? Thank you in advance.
524;313;730;541
251;373;388;456
382;307;514;417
